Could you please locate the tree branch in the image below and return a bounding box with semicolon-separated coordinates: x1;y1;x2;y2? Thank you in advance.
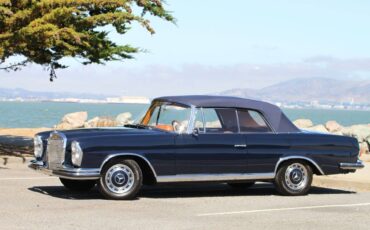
0;60;29;71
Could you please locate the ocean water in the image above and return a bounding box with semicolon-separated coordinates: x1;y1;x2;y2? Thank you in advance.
0;102;149;128
0;101;369;128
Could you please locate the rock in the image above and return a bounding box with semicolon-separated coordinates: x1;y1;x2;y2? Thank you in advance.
331;131;343;136
342;125;370;142
325;120;342;133
84;117;117;128
96;117;117;127
359;142;369;156
84;117;100;128
366;136;370;155
56;111;88;129
361;153;370;162
61;111;88;125
303;124;329;133
116;112;133;126
293;119;313;128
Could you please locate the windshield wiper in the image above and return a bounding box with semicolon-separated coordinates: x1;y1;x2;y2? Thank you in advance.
124;123;152;129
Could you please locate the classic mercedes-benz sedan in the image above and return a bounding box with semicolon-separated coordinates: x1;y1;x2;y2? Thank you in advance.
29;96;364;199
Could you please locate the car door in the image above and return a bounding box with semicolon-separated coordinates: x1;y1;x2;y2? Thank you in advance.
237;109;287;174
175;108;248;175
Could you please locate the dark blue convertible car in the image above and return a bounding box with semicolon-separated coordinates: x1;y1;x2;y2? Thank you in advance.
30;95;364;199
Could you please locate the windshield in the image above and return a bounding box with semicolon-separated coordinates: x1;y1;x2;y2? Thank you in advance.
140;103;191;133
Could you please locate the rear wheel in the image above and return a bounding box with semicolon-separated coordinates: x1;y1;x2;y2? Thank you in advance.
98;159;143;200
59;178;96;192
274;161;313;196
228;182;255;189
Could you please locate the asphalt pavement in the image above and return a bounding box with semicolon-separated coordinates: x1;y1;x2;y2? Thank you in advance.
1;160;370;230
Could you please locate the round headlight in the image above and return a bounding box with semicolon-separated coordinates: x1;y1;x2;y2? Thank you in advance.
34;135;43;158
71;141;83;166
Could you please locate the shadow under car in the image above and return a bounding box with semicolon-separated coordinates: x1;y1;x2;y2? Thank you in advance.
28;183;355;200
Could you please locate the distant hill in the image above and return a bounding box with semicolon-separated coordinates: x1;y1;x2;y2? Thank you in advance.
219;78;370;104
0;88;113;100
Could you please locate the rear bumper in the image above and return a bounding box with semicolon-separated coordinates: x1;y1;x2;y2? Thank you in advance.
29;160;100;180
339;160;365;170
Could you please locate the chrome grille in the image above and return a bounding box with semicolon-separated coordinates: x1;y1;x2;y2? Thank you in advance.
46;132;66;170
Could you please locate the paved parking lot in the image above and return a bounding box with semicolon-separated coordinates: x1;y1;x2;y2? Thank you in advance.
1;161;370;230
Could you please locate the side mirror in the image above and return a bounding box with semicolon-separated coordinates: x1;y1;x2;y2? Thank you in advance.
192;128;200;137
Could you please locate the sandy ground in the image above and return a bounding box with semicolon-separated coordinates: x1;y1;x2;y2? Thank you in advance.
0;159;370;230
0;128;50;138
313;160;370;192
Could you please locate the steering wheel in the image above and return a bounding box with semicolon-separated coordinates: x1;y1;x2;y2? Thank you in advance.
172;120;181;132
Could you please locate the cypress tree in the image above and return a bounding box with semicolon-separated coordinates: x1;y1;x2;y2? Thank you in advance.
0;0;174;80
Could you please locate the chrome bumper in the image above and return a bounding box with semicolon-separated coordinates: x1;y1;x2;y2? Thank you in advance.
29;160;100;180
339;160;365;170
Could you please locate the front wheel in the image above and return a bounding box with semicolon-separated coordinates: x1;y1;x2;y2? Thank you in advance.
98;159;143;200
274;161;313;196
60;178;96;192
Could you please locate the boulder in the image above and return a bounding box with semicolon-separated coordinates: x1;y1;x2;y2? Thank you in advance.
56;111;88;129
331;131;343;136
116;112;133;126
303;124;329;133
366;136;370;155
361;154;370;162
359;142;369;156
84;117;100;128
325;120;342;133
293;119;313;129
342;125;370;142
84;117;117;128
55;122;73;130
96;117;117;127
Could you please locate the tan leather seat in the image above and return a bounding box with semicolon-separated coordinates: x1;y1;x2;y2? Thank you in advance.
155;124;174;132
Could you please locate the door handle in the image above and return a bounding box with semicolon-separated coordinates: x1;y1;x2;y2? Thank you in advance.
234;144;247;148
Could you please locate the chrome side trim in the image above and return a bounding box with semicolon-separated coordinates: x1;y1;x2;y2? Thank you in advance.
99;153;158;178
156;173;275;183
274;156;325;175
29;160;100;180
339;160;364;170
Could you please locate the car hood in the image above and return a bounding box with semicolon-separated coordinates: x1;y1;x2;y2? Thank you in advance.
37;127;166;141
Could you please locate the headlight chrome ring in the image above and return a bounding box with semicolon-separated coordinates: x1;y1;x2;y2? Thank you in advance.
71;141;83;167
34;135;43;158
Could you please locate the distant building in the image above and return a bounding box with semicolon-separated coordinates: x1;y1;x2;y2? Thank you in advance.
106;96;150;104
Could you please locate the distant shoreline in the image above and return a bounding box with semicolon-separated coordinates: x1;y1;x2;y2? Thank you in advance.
0;100;369;111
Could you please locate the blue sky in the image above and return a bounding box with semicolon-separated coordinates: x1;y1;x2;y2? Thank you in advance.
1;0;370;96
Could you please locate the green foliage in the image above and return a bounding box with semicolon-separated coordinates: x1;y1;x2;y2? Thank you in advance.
0;0;174;80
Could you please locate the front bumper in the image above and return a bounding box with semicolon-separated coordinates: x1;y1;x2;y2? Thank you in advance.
29;160;100;180
339;160;365;170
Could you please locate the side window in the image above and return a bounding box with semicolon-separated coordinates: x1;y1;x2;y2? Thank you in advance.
237;109;271;132
203;108;222;129
203;108;238;133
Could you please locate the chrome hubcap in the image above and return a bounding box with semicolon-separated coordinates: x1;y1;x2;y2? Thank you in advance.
105;164;135;194
284;163;308;191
